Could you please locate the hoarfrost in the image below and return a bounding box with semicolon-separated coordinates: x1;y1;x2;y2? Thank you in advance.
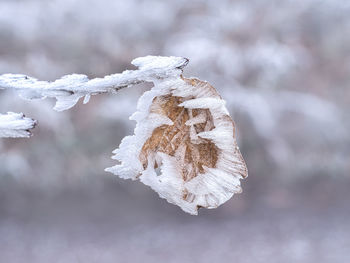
1;55;247;214
0;112;37;138
0;56;188;134
0;56;189;112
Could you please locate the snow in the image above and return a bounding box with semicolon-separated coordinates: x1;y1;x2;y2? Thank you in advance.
131;56;188;73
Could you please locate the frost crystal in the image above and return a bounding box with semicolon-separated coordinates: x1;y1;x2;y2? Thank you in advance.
0;112;37;138
106;61;248;215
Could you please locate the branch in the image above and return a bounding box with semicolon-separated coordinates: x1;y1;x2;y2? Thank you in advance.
0;112;37;138
0;56;188;138
0;56;188;111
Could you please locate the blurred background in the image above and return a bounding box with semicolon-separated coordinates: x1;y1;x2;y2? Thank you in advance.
0;0;349;262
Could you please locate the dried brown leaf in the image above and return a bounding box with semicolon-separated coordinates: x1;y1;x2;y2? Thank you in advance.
107;76;248;214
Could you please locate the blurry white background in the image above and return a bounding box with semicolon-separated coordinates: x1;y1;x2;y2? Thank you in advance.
0;0;349;262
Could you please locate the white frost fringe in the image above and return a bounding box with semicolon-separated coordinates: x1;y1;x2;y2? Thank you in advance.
0;112;37;138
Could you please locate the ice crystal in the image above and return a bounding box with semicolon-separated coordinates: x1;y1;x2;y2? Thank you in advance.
0;112;37;138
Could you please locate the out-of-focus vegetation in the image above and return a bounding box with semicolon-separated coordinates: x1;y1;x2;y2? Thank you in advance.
0;0;349;262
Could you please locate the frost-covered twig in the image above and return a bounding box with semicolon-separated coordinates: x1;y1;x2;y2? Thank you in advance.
0;56;188;111
0;112;37;138
0;56;188;138
0;55;247;215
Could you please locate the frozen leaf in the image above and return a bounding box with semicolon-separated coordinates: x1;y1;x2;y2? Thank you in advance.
106;76;248;215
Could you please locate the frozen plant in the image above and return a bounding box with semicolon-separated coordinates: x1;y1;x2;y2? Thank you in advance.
0;56;248;214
